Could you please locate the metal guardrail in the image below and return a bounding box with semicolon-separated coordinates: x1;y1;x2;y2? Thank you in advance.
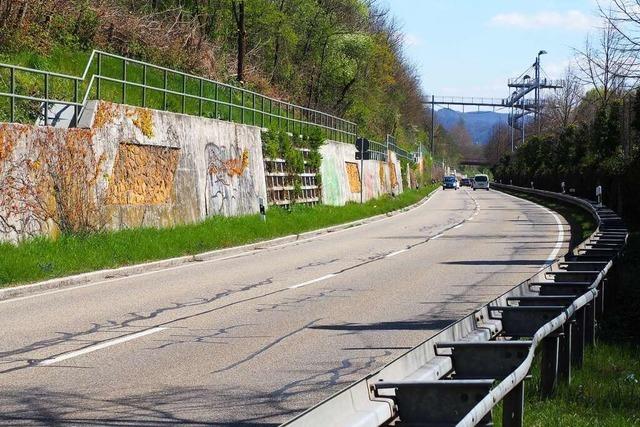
282;183;628;427
0;50;357;143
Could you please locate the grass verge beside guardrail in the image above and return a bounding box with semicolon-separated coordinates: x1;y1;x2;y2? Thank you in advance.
0;184;438;287
495;188;640;427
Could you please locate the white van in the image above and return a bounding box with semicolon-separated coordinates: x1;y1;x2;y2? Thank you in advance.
473;174;490;191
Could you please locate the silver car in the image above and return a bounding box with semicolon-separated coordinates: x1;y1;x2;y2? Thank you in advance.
472;174;490;191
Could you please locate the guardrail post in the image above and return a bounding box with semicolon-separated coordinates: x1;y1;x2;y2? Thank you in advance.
558;321;572;384
540;333;560;398
596;278;606;318
503;380;524;427
571;308;585;368
585;301;596;346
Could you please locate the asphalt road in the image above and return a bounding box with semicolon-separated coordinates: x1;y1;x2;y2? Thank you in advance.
0;187;569;426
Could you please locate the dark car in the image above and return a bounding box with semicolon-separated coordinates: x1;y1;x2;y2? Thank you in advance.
442;175;459;190
461;178;472;187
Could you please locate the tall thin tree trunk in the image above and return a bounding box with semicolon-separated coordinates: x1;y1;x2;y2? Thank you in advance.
232;0;246;83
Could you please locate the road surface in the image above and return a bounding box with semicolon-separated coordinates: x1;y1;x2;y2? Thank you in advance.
0;188;569;425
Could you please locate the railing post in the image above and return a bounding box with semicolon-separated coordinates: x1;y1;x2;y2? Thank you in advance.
122;59;127;104
9;67;15;122
163;70;167;111
286;105;290;133
142;64;147;108
182;74;186;114
199;79;203;117
73;78;79;127
241;90;245;124
252;92;255;126
214;83;219;118
502;380;524;427
44;73;49;126
96;52;102;99
540;333;560;398
229;87;233;121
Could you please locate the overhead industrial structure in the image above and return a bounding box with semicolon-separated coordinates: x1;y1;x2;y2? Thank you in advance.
426;50;564;154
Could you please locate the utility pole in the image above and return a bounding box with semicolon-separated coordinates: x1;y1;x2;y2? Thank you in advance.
510;104;515;152
521;94;525;146
430;95;435;155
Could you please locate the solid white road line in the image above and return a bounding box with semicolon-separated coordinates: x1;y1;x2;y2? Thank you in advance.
498;191;565;265
386;249;408;258
288;274;336;290
38;327;167;366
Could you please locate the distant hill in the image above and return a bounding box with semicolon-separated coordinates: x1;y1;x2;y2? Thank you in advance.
436;108;508;145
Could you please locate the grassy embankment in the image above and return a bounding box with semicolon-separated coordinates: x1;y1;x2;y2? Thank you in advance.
0;184;438;287
495;189;640;426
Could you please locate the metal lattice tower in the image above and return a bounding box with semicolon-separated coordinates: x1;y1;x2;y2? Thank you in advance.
426;51;564;155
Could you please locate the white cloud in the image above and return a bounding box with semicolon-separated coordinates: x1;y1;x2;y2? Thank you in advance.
402;33;423;47
488;10;598;31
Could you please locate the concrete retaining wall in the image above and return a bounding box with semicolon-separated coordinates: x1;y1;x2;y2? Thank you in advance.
1;105;412;242
0;101;267;242
320;140;404;206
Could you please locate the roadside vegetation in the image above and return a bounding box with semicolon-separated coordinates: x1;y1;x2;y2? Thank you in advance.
496;189;640;427
0;0;431;151
0;183;438;287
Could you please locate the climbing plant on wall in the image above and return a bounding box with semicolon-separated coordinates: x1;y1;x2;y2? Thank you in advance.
262;128;324;206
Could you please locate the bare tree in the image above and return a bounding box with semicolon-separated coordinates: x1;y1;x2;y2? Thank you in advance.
574;18;635;106
545;65;584;128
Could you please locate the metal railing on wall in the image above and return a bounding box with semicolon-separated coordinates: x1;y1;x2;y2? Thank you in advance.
0;50;357;143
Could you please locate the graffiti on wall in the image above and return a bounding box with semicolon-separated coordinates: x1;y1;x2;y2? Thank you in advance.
206;143;256;216
345;162;361;193
389;160;398;189
379;162;386;190
106;143;180;205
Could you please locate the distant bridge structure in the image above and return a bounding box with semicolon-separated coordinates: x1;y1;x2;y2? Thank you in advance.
459;158;492;167
425;50;564;158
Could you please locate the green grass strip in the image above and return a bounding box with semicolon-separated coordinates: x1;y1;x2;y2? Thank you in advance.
0;184;438;287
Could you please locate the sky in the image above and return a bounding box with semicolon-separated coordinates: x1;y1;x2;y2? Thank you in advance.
382;0;603;103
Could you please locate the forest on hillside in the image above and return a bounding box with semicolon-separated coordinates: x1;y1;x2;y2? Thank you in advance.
0;0;441;151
